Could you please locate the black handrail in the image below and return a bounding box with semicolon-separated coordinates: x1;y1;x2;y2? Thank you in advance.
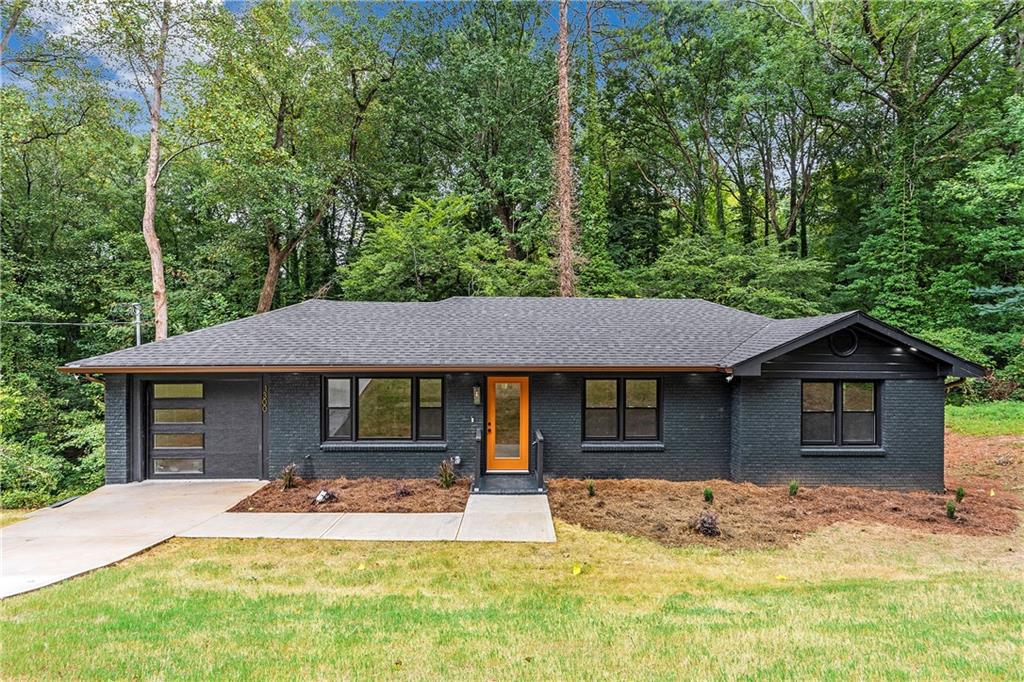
534;429;545;492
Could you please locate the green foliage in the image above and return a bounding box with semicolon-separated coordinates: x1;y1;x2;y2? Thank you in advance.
341;197;554;300
0;379;105;508
945;501;956;520
955;487;965;504
703;487;714;504
789;480;799;498
645;235;833;317
587;480;596;497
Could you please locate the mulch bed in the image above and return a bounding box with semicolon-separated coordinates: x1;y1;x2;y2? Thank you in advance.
229;433;1022;549
548;432;1023;550
230;477;469;513
548;478;1019;550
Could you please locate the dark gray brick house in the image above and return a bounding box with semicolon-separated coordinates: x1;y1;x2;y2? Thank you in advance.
61;297;982;492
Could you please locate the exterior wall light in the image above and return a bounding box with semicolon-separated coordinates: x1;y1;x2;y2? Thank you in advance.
473;384;481;405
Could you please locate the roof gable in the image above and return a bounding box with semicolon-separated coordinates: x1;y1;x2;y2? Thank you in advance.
727;311;984;378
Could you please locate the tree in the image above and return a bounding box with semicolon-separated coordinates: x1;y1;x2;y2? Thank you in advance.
554;0;576;296
393;1;555;258
76;0;214;340
191;1;404;313
340;196;553;301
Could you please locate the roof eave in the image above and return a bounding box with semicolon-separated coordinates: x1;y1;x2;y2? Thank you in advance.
59;363;730;375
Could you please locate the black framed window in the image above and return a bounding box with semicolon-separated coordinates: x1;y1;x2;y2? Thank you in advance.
584;379;618;439
583;378;661;441
325;378;353;439
801;381;878;446
322;376;444;442
417;378;444;440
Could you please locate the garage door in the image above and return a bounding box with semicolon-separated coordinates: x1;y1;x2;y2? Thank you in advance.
147;379;262;478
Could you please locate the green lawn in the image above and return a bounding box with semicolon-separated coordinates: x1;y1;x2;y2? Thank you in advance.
2;521;1022;680
0;509;33;527
946;401;1024;436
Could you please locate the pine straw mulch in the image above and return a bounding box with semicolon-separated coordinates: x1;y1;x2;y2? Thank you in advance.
548;432;1023;550
229;476;470;513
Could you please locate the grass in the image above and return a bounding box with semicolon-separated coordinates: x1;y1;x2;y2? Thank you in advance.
946;401;1024;436
0;508;33;527
2;522;1022;680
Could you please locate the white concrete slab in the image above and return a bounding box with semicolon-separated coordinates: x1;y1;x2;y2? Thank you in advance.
321;513;464;541
181;512;345;539
1;480;264;598
456;494;556;543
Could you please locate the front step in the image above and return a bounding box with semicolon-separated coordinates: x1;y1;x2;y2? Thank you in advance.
472;474;547;495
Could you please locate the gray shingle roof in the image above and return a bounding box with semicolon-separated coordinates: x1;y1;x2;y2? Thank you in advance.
63;297;960;372
718;311;857;367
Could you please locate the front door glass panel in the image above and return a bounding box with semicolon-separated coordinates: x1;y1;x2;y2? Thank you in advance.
493;382;521;458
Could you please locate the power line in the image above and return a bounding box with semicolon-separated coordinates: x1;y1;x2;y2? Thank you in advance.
0;320;153;327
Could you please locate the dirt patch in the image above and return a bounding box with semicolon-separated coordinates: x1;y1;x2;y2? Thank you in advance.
230;477;469;513
945;430;1024;502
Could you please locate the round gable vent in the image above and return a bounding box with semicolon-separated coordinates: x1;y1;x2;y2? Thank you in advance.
829;328;858;357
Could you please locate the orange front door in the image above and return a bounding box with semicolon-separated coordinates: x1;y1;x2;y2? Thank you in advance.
486;376;530;472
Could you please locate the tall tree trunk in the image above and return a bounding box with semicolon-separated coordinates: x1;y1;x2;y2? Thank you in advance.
256;199;334;313
142;0;171;341
554;0;576;297
799;205;808;258
257;241;285;314
735;161;755;244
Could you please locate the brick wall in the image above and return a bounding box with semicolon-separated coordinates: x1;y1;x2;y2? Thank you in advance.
266;373;482;479
103;374;129;484
533;373;732;480
102;370;945;490
729;377;945;491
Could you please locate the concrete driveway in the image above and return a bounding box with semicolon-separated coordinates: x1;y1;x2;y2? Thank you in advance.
1;480;263;598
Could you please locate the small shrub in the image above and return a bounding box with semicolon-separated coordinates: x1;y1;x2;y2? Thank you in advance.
946;501;956;519
955;487;965;503
694;510;721;537
395;483;413;498
438;458;456;489
789;480;799;497
280;463;298;489
703;487;713;504
586;480;596;497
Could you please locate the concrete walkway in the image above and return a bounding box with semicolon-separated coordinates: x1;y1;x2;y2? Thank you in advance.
3;487;556;598
1;480;264;598
457;495;556;542
182;494;556;543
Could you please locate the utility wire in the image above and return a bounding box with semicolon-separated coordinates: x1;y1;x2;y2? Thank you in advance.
0;320;154;326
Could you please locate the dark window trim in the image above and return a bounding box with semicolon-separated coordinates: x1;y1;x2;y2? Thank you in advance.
582;377;661;442
321;375;445;443
801;380;880;447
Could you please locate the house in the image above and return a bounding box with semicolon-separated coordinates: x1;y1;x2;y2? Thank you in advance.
61;297;984;492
